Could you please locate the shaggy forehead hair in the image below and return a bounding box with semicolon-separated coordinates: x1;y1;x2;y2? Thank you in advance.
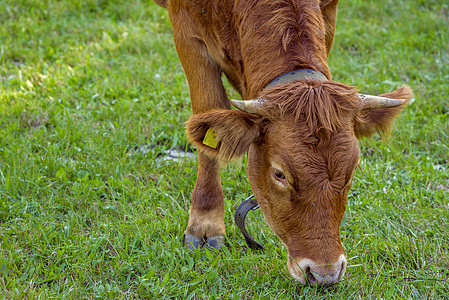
259;80;362;135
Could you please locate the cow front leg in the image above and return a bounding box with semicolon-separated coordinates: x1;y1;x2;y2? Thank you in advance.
170;8;230;250
184;153;225;250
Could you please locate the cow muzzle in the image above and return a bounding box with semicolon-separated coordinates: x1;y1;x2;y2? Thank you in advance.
287;254;347;286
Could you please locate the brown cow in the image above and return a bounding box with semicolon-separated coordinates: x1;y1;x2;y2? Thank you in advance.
154;0;412;286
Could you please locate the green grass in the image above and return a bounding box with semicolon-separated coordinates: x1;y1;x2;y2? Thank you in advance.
0;0;448;298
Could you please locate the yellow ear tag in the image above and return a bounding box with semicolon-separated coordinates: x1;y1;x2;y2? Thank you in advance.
203;128;218;149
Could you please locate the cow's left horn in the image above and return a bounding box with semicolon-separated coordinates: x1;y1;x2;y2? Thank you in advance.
231;99;268;116
358;94;406;109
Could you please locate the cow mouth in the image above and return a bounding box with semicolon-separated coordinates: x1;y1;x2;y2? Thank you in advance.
287;254;347;286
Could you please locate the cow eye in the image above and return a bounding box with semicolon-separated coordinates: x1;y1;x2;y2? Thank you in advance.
275;171;285;180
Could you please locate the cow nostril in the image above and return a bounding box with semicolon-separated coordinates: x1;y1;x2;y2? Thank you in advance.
338;261;346;280
305;266;315;285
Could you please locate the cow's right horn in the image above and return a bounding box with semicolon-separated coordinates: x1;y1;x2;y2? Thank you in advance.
358;94;407;109
231;99;268;116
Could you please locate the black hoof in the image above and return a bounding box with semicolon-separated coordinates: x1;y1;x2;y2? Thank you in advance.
205;235;225;250
184;233;204;250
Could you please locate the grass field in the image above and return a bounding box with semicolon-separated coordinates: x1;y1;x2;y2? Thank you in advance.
0;0;448;298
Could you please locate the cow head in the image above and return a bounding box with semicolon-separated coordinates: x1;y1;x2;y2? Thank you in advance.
186;81;412;286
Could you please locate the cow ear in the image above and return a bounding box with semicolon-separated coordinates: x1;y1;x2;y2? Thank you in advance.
353;85;413;138
186;110;263;163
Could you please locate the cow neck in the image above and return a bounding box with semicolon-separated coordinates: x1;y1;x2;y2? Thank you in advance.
264;69;328;90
